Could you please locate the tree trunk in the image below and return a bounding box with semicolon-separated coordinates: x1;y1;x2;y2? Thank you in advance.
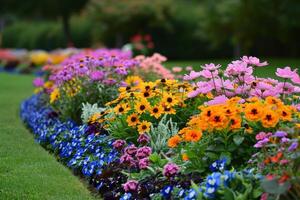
62;13;73;47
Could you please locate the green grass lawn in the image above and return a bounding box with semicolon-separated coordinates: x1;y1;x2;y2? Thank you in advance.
0;73;96;200
166;58;300;78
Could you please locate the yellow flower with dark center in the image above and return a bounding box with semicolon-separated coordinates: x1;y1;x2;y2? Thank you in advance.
126;113;140;127
137;121;152;133
244;103;262;121
149;105;163;119
162;94;178;108
261;109;279;128
135;99;151;114
44;81;54;89
223;105;239;116
163;106;176;115
167;135;181;148
50;88;60;103
244;123;253;134
200;106;216;121
114;103;130;115
125;76;143;87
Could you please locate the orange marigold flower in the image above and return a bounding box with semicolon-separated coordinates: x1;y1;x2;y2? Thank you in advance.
278;106;292;121
184;129;202;142
230;116;242;129
167;135;181;148
244;103;263;121
208;112;229;130
182;153;189;161
261;109;279;128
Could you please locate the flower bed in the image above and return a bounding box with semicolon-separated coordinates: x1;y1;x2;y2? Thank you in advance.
21;51;300;200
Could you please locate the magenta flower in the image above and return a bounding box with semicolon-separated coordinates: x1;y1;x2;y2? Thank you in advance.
241;56;268;67
275;66;298;79
199;69;219;79
254;138;269;148
123;180;139;192
163;163;180;177
120;154;136;167
138;158;149;169
137;134;150;145
112;139;126;150
124;144;138;156
33;77;44;87
90;71;104;81
136;147;152;159
201;63;221;71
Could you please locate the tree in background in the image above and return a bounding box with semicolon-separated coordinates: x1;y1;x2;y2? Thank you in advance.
87;0;173;47
0;0;89;46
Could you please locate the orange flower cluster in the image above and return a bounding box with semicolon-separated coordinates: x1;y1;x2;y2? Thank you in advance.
168;96;297;148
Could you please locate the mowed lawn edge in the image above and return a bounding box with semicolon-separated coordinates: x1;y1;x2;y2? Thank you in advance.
0;73;96;200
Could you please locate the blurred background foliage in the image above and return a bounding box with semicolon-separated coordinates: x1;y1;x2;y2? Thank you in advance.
0;0;300;59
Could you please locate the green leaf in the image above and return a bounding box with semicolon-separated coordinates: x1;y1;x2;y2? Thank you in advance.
261;179;291;195
233;135;244;146
149;153;160;163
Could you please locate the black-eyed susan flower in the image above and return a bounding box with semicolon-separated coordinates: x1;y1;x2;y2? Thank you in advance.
137;121;152;133
126;113;140;127
229;116;242;129
277;105;293;121
114;103;130;115
135;99;151;114
209;112;229;130
149;105;163;119
162;94;178;108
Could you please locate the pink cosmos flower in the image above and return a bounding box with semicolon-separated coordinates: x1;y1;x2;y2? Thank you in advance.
123;180;139;192
201;63;221;71
275;82;295;95
241;56;268;67
275;66;298;79
172;66;182;73
199;69;219;79
183;71;202;81
206;95;228;105
292;74;300;85
225;60;253;77
163;163;180;177
185;66;193;71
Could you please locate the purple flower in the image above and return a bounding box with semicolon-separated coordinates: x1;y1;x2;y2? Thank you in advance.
112;139;126;150
138;158;149;169
136;147;152;159
254;138;269;148
137;134;150;145
123;180;138;192
33;77;44;87
274;131;287;138
288;142;298;152
124;144;138;156
276;66;298;79
90;71;104;81
292;74;300;85
281;137;290;144
120;154;135;167
163;163;180;177
199;69;219;79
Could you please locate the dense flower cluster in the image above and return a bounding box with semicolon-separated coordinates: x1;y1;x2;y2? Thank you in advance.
22;54;300;200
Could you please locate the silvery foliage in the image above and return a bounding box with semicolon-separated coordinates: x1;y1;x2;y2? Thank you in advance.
81;102;105;123
149;115;179;153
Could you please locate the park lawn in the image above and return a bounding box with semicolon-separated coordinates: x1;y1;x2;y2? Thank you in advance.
0;73;96;200
166;58;300;78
